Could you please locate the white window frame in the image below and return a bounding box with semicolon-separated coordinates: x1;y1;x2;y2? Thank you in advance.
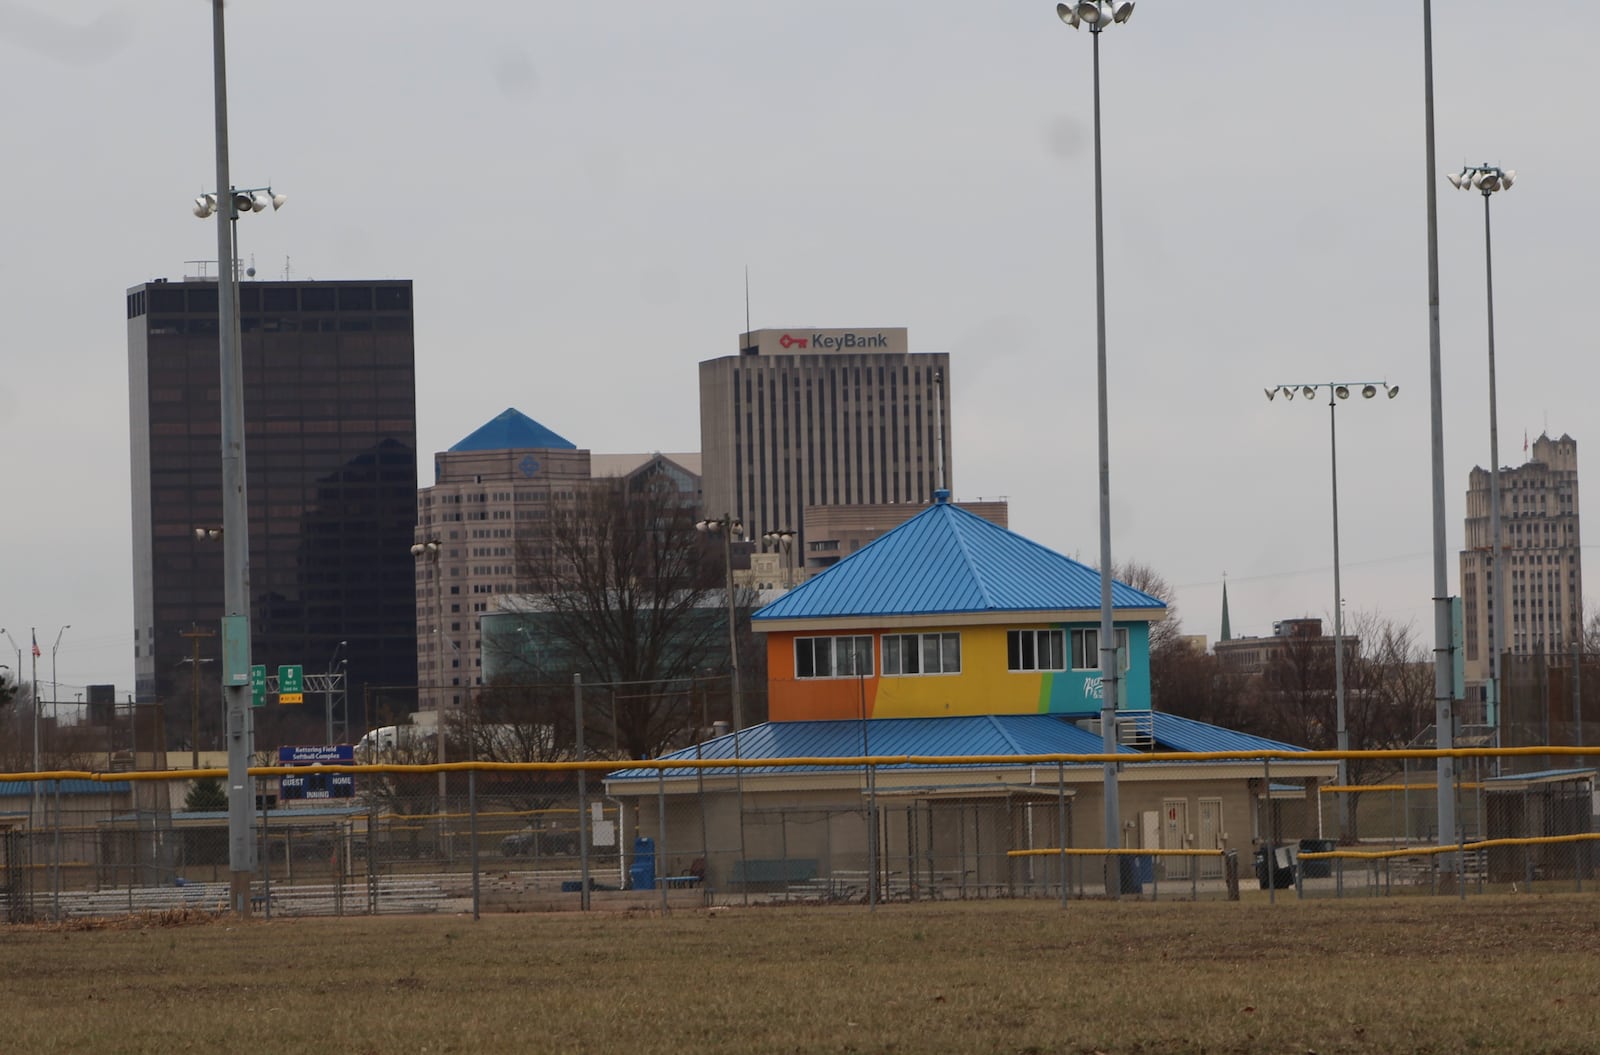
882;632;961;676
1007;628;1066;672
1070;627;1130;673
794;635;874;680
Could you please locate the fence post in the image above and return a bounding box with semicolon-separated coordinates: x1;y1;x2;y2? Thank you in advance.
657;765;669;916
1264;756;1274;906
469;768;480;921
52;779;62;922
574;673;590;912
1057;762;1068;909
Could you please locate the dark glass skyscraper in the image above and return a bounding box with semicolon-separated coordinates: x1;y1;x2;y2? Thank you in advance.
126;278;418;748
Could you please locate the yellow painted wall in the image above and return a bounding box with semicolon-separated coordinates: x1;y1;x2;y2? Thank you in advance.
766;622;1151;722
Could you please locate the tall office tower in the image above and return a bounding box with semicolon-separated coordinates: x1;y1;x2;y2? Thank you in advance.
698;328;952;559
415;408;701;715
127;277;418;747
1460;433;1582;692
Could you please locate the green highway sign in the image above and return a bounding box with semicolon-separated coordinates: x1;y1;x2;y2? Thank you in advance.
250;665;267;708
279;664;304;705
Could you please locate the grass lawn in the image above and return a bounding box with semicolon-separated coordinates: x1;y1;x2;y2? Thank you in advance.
4;895;1598;1054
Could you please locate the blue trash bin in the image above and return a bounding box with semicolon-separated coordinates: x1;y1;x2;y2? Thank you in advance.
629;836;656;890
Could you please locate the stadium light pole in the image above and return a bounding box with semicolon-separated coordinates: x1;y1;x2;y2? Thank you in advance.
1265;383;1399;838
1055;0;1135;894
1418;0;1457;874
49;625;70;753
696;515;745;733
1448;162;1514;739
410;540;446;807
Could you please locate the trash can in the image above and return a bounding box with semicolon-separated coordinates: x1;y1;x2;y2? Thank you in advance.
629;836;656;891
1298;839;1336;879
1134;855;1154;886
1117;856;1143;895
1254;845;1296;889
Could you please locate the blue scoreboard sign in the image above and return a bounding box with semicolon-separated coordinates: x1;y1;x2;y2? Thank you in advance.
278;744;355;800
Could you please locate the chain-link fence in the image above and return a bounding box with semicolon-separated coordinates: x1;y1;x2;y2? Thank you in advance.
2;748;1597;922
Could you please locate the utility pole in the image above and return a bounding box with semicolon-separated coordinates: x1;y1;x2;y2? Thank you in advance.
181;626;217;770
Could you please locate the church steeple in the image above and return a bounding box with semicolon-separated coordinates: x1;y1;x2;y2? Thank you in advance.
1220;578;1232;643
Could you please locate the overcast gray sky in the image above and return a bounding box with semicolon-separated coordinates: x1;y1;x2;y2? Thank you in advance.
1;1;1595;700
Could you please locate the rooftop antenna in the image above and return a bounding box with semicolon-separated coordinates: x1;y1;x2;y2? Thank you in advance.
933;367;946;495
282;255;292;281
744;265;752;338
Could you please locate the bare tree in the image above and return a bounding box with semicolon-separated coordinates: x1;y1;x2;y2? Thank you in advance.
512;474;748;758
1112;560;1183;659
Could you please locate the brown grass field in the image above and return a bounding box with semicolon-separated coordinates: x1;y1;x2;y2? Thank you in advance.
3;894;1599;1054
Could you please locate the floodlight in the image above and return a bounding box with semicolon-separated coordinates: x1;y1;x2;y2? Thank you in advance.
1501;170;1515;189
1056;2;1081;26
1264;388;1277;401
1301;386;1317;400
1076;1;1102;23
1386;385;1399;399
1361;384;1377;399
1447;171;1466;189
1283;387;1295;401
192;194;217;219
1335;385;1350;399
1111;0;1134;22
249;192;271;213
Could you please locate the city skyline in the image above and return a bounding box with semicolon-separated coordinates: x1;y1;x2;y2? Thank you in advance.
2;2;1596;701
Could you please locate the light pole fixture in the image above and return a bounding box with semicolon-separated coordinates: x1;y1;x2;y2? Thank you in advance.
696;516;745;733
1266;382;1398;838
1449;162;1515;737
193;527;224;541
761;529;797;590
1055;0;1135;894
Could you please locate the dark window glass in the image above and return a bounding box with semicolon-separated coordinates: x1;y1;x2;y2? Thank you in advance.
187;287;218;313
301;287;336;311
375;286;411;311
149;288;186;313
338;286;373;311
238;285;260;310
262;287;297;311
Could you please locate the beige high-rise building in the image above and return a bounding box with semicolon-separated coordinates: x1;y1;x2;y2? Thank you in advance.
1460;432;1582;694
413;407;700;717
698;327;952;561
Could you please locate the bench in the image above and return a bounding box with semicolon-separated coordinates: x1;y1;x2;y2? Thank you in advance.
730;858;819;888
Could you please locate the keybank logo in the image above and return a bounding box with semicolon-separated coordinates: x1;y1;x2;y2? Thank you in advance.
778;332;889;351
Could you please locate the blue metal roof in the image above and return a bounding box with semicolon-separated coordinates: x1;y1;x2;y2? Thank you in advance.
450;408;576;452
755;499;1166;622
0;780;131;798
1147;712;1305;755
608;712;1305;783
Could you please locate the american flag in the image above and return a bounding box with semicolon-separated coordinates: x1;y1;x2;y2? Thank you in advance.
31;631;40;658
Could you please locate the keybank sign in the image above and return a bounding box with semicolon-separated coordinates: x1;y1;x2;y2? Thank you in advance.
778;332;892;351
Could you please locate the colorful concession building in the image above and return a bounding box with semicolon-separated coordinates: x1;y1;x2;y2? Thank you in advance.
609;493;1332;896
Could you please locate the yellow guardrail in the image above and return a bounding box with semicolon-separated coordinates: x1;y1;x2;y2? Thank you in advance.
2;743;1596;784
1008;847;1226;859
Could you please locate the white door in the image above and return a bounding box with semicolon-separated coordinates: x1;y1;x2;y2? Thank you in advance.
1161;798;1189;880
1197;798;1223;879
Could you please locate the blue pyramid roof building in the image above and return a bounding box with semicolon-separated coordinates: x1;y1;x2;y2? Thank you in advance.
449;408;576;453
754;494;1166;623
